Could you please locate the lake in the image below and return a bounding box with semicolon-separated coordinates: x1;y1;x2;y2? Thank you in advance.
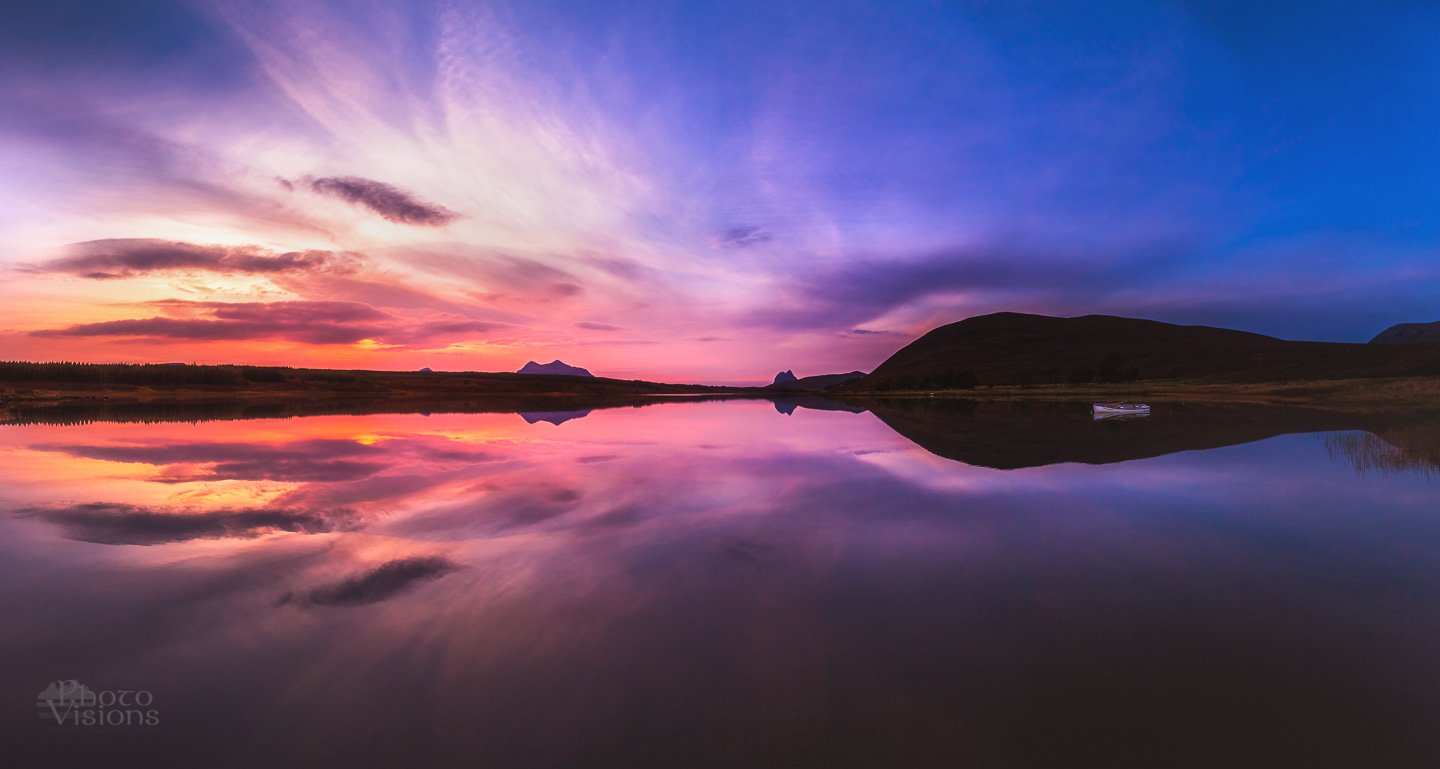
4;399;1440;767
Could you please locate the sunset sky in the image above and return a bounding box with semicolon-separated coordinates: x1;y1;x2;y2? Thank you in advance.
4;0;1440;383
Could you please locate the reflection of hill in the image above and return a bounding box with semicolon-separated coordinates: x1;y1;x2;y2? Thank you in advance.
861;398;1435;470
770;396;868;416
519;410;593;425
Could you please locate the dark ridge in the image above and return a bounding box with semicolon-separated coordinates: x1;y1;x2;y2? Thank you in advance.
1371;321;1440;344
845;312;1440;391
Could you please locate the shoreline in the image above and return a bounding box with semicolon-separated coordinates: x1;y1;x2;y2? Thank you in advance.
840;377;1440;411
3;376;1439;425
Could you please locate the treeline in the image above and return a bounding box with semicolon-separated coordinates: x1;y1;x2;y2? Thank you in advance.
0;362;293;386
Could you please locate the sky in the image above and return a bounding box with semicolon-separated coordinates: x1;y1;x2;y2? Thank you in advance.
3;0;1440;384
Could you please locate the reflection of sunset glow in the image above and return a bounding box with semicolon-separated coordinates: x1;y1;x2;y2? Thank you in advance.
5;403;1440;763
0;404;914;548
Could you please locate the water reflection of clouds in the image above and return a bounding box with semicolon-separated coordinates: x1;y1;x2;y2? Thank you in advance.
282;556;461;607
4;405;1440;764
0;408;899;558
17;502;354;546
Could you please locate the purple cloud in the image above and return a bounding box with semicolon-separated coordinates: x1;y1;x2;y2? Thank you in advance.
299;557;458;607
35;317;379;344
409;317;511;337
747;240;1191;332
304;176;458;226
719;226;773;248
20;502;351;545
30;239;345;279
197;300;388;324
30;300;507;346
35;301;391;344
36;439;389;483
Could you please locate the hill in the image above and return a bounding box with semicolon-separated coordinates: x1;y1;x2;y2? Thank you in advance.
517;360;593;376
847;312;1440;391
1371;321;1440;344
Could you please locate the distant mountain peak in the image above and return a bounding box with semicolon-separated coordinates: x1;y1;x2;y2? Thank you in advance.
772;370;797;384
517;360;594;377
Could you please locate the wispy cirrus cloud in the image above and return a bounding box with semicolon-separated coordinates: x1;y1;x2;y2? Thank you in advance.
29;238;350;279
301;176;459;226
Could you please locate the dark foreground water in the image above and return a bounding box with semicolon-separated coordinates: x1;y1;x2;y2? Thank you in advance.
3;399;1440;768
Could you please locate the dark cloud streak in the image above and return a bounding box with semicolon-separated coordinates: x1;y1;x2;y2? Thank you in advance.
719;226;772;248
37;439;389;483
31;239;345;280
304;176;459;226
19;502;349;545
31;300;508;346
748;241;1190;331
301;557;458;607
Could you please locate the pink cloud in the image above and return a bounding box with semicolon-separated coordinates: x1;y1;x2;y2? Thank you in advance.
34;300;509;347
30;239;352;279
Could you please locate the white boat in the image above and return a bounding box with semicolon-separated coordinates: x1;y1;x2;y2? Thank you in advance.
1092;402;1150;419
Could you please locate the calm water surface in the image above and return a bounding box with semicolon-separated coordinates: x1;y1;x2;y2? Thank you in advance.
3;400;1440;767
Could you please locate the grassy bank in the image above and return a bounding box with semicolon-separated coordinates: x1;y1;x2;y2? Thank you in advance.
0;362;746;423
3;361;1438;420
